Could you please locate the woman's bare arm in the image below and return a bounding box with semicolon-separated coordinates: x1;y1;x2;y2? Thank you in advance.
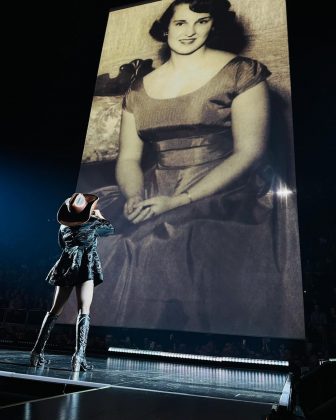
116;110;154;221
183;81;270;202
116;109;144;199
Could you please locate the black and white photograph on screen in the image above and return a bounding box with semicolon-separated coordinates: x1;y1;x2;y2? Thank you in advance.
58;0;305;339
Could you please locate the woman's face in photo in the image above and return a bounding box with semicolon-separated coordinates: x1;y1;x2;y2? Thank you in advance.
167;3;213;55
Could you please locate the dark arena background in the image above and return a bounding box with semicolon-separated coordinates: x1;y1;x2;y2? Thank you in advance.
1;1;335;419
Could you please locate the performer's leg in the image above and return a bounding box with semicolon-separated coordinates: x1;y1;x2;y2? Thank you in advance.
75;280;94;315
30;286;73;367
50;285;74;315
71;281;94;372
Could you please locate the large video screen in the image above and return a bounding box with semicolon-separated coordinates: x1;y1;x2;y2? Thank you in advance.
59;0;305;339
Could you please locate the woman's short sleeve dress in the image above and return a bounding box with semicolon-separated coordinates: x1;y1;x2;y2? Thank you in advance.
85;56;303;338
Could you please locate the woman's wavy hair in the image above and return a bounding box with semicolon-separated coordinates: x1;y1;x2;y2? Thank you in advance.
149;0;248;60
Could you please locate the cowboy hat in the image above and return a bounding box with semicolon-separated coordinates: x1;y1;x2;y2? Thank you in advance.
57;193;99;226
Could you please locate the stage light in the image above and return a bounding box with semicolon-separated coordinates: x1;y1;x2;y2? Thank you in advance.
276;186;293;198
319;358;336;365
107;347;289;368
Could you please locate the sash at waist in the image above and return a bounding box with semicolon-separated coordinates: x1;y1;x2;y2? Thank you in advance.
152;133;233;168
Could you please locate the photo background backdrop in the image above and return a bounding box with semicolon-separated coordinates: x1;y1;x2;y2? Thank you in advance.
56;0;305;340
81;0;294;189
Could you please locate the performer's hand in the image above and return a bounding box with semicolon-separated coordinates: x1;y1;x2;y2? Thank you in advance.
92;209;105;219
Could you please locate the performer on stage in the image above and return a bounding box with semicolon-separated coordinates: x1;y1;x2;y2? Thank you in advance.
30;193;115;371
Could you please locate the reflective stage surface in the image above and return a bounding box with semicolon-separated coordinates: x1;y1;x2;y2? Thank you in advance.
0;349;289;419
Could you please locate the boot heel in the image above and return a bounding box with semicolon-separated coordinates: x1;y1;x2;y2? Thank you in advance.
71;355;80;372
72;361;81;372
30;352;39;367
30;351;48;367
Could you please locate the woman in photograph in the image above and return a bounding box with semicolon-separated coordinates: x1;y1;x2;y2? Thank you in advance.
118;0;270;223
93;0;290;335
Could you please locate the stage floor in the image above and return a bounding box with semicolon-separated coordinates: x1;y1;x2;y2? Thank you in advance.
0;349;289;419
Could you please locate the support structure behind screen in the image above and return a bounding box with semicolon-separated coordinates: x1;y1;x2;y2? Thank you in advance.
59;0;305;339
